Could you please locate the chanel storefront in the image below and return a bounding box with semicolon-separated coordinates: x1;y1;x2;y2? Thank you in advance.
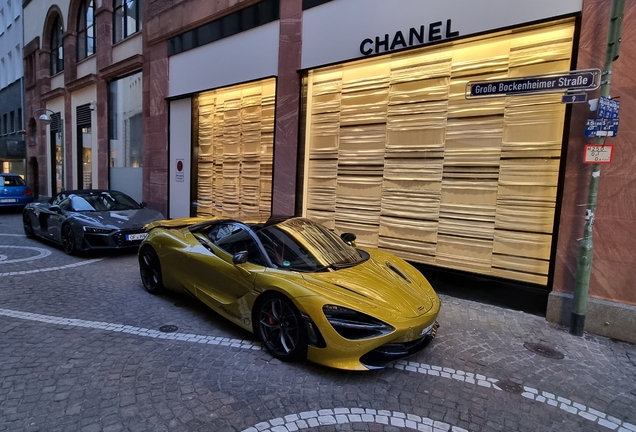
299;0;582;287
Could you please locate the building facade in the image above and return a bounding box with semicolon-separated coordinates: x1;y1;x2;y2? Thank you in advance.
23;0;145;203
0;0;24;176
24;0;636;342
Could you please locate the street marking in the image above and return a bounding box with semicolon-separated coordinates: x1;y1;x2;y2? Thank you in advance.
0;307;631;431
0;308;260;350
0;234;24;237
241;408;471;432
0;258;104;276
0;246;51;264
393;360;501;389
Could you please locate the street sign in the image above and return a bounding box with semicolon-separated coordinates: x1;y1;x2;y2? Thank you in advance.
583;144;614;164
597;96;620;119
562;93;588;104
584;118;619;138
466;68;601;98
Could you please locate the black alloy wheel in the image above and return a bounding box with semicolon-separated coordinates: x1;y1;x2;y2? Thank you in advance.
61;224;77;255
255;293;308;362
139;246;164;294
23;213;34;238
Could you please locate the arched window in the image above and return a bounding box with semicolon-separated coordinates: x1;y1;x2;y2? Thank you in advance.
50;16;64;75
113;0;141;43
77;0;95;61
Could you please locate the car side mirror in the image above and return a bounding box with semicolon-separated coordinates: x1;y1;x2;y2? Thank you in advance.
232;251;248;265
340;232;357;246
50;205;62;214
140;201;148;208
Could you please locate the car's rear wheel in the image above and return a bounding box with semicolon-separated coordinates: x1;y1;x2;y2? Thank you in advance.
255;293;307;362
139;246;164;294
23;213;34;238
61;224;77;255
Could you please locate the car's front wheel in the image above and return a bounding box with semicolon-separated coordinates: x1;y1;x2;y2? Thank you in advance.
139;246;164;294
61;224;77;255
23;213;34;238
255;293;308;362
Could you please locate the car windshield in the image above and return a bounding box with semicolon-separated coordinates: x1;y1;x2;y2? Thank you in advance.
1;176;26;186
69;191;141;212
255;218;366;272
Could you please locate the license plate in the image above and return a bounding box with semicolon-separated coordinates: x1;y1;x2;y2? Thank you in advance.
126;233;147;241
0;198;18;203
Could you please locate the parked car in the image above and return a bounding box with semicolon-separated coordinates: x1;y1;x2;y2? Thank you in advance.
23;189;164;255
0;173;34;208
138;216;440;370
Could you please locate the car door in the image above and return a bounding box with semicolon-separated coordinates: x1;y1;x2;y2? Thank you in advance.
188;222;267;327
47;196;72;242
32;194;65;240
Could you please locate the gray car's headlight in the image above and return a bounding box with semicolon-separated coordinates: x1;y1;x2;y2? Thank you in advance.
83;226;114;234
323;305;394;340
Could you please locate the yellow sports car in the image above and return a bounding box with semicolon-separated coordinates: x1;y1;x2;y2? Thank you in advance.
138;216;440;371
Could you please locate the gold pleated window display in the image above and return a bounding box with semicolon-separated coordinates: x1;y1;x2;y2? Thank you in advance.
195;79;275;219
302;19;575;285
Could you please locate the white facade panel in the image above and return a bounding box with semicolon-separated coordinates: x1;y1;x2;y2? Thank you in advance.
168;21;279;98
168;98;192;219
302;0;583;69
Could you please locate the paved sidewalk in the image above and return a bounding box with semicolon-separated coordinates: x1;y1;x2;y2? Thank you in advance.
0;210;635;432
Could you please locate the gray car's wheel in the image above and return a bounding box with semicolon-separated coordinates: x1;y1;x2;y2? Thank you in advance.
255;293;308;362
139;246;164;294
61;224;77;255
23;213;34;239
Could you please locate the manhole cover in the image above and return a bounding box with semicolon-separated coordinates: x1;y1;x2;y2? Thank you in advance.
523;342;564;359
159;325;178;333
497;380;524;394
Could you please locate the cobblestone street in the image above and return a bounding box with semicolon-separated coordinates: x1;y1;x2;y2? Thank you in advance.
1;210;635;432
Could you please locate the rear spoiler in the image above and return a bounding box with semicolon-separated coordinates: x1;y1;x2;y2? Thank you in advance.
144;217;221;231
144;215;269;232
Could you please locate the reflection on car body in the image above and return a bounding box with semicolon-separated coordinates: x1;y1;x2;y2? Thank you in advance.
23;189;164;255
139;216;441;371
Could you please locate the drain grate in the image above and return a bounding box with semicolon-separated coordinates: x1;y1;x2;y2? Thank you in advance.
497;380;524;394
523;342;564;359
159;325;178;333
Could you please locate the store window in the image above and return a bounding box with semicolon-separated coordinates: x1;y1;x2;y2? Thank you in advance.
302;19;575;285
77;104;92;189
50;16;64;75
194;78;276;219
108;72;143;201
49;112;64;195
77;0;95;61
113;0;141;43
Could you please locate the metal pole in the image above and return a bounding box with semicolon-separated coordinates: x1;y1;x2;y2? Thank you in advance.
570;0;625;336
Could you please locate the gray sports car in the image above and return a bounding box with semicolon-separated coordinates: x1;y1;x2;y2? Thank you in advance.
23;189;164;255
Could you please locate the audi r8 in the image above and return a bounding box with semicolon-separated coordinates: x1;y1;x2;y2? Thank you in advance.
138;216;440;370
23;189;164;255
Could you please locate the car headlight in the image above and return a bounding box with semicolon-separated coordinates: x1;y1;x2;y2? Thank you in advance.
322;305;394;340
83;226;114;234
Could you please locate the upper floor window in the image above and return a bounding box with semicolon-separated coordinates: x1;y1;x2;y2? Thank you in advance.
50;16;64;75
77;0;95;61
113;0;141;43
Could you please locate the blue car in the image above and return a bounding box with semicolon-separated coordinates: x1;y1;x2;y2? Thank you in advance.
0;173;34;208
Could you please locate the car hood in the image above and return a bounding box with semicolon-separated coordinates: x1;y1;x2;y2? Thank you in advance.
302;250;435;318
73;209;164;229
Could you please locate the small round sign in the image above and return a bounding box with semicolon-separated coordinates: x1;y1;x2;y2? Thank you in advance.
176;160;184;172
